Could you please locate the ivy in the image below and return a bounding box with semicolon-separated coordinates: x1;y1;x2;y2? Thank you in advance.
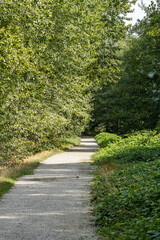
92;130;160;239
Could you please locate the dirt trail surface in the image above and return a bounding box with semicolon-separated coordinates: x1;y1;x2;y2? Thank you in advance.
0;137;99;240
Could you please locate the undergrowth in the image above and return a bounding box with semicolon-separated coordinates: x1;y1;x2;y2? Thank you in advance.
93;131;160;164
95;132;121;148
92;131;160;240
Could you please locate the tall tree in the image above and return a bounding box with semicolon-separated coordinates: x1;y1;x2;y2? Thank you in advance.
91;0;160;134
0;0;137;164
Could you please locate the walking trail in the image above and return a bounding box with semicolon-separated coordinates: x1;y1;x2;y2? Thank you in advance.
0;137;99;240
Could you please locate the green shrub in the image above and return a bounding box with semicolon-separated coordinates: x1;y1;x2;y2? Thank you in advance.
92;131;160;239
95;132;121;148
92;159;160;239
94;131;160;164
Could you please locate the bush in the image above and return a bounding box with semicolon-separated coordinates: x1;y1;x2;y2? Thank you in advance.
92;130;160;239
92;159;160;240
95;132;121;148
94;131;160;164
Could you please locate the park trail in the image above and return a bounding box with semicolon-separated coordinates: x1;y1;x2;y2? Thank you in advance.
0;136;99;240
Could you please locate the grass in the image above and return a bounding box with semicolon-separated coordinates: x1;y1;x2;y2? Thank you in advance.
0;150;58;198
0;137;80;199
91;162;129;202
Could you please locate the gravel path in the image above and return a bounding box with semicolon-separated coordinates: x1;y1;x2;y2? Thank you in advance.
0;137;99;240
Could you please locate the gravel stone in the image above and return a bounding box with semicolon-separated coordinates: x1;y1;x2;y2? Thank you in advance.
0;137;99;240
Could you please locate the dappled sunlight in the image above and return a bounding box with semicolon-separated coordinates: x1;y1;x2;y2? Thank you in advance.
0;137;98;239
0;216;17;220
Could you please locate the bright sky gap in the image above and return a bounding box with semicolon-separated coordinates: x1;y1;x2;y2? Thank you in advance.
127;0;157;25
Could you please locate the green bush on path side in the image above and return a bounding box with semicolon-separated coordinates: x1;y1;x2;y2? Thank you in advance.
92;130;160;240
92;159;160;240
95;132;121;148
94;131;160;164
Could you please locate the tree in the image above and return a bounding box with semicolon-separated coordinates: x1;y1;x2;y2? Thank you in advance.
0;0;135;164
91;0;160;134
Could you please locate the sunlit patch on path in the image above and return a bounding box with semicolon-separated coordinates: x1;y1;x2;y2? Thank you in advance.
0;137;99;240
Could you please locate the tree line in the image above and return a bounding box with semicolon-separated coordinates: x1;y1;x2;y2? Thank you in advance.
91;0;160;134
0;0;134;165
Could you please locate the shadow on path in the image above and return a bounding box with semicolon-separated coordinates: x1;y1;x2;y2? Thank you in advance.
0;137;99;240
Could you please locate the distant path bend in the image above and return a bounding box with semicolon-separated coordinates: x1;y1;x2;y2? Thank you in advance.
0;136;99;240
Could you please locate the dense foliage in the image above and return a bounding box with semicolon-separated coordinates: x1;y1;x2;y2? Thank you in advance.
94;130;160;164
92;131;160;239
0;0;93;165
0;0;134;165
95;132;121;148
92;159;160;240
91;0;160;134
91;2;160;239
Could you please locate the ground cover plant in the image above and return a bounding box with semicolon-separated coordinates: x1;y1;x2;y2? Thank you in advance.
93;131;160;164
92;131;160;240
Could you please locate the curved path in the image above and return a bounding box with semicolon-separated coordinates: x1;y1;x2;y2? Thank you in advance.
0;137;99;240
